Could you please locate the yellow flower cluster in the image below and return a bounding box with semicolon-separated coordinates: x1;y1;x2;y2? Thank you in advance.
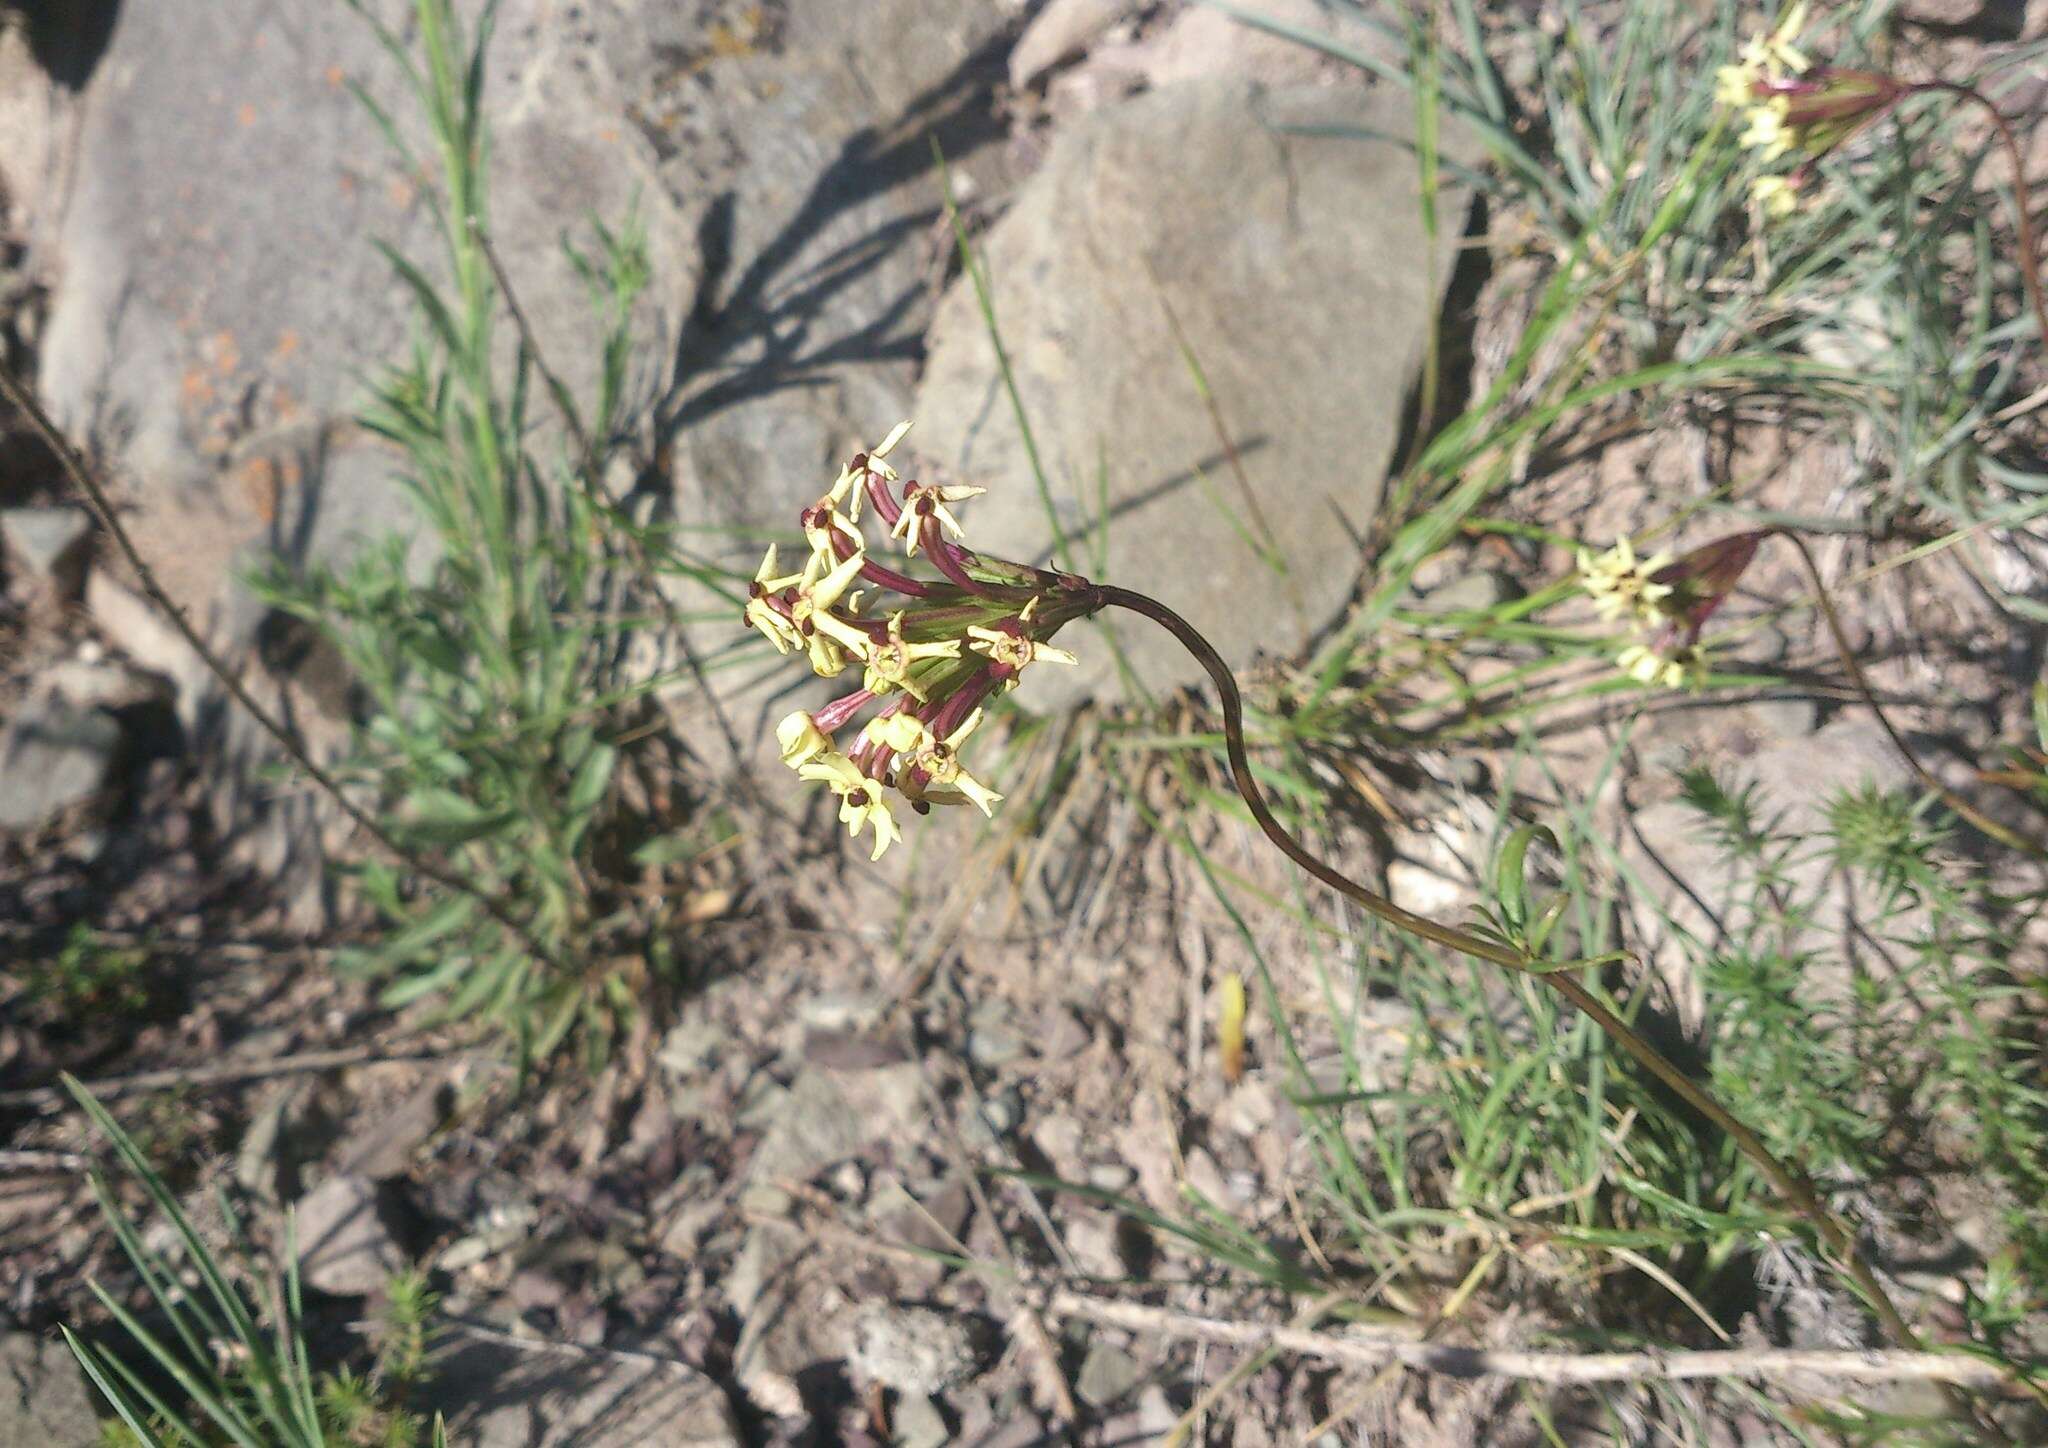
745;422;1085;859
1577;539;1706;690
1715;5;1910;221
1718;2;1812;215
1576;537;1673;629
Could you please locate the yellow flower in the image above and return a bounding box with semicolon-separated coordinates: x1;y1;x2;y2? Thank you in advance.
860;612;963;700
1715;63;1757;108
803;505;861;571
1720;3;1810;107
1576;539;1674;627
966;624;1078;674
744;544;805;653
1751;174;1800;218
828;420;915;523
1738;1;1810;80
787;546;873;679
776;710;833;769
796;750;903;859
889;480;987;557
864;709;1002;816
1738;98;1793;162
1617;642;1706;690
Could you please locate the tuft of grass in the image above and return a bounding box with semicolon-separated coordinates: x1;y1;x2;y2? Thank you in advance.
18;924;155;1018
247;0;722;1064
62;1077;445;1448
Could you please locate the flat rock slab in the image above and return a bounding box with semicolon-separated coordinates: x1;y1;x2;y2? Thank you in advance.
28;0;691;894
914;77;1472;709
0;1331;101;1446
295;1171;405;1296
432;1334;739;1448
0;697;120;830
1622;714;1915;1029
0;505;92;591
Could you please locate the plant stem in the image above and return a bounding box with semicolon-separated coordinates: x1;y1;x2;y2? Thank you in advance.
467;217;748;769
1096;582;1924;1351
0;362;568;977
1915;82;2048;351
1778;529;2046;860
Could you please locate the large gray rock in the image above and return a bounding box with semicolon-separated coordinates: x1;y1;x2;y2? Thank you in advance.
0;697;120;830
27;0;692;905
914;78;1470;708
609;0;1015;744
0;1331;101;1446
295;1172;404;1296
432;1335;740;1448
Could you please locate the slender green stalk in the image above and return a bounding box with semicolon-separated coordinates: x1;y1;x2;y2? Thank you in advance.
1780;529;2046;860
1096;582;1926;1353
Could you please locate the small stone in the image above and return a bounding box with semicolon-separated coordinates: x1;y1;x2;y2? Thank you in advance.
977;1086;1024;1137
0;505;92;594
1036;1005;1091;1059
847;1305;981;1397
869;1175;972;1258
1032;1114;1085;1172
0;698;122;830
1134;1385;1179;1435
1076;1340;1145;1408
1417;567;1522;615
828;1160;866;1200
1086;1162;1137;1194
967;1019;1031;1069
1063;1211;1128;1279
296;1173;403;1295
657;1015;723;1078
891;1394;952;1448
797;991;886;1034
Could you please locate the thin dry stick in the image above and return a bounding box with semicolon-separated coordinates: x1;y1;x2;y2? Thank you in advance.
0;364;567;974
1916;82;2048;352
1047;1290;2025;1390
1094;583;1924;1356
0;1047;459;1115
1780;529;2047;859
439;1317;709;1378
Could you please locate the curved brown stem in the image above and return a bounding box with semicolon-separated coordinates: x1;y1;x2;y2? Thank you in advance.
1778;530;2047;860
0;363;569;978
1095;583;1923;1352
1914;82;2048;351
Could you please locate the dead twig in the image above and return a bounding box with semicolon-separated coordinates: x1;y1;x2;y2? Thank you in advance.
0;1148;89;1172
0;1047;463;1116
1046;1290;2027;1391
0;363;570;976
